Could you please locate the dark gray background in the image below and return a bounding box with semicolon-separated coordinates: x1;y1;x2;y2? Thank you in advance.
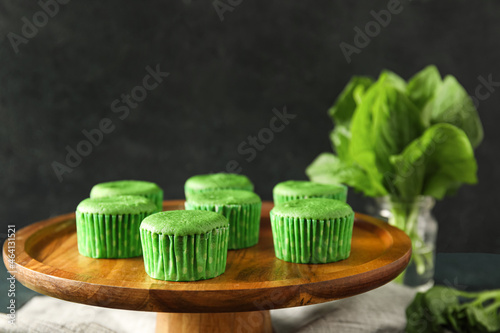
0;0;499;253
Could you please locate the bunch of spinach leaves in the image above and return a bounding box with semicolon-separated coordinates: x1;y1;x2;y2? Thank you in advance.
306;65;482;201
307;66;483;282
406;286;500;332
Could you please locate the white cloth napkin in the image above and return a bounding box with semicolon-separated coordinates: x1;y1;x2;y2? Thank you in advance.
272;282;417;333
0;298;156;333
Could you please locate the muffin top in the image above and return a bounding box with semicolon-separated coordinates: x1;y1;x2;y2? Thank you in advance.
270;198;353;220
185;173;254;192
90;180;162;198
186;189;261;206
77;195;157;215
140;210;229;236
273;180;346;197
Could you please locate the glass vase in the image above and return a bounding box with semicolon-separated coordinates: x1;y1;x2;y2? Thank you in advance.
376;196;438;291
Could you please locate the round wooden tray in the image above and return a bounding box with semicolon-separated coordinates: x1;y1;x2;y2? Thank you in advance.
3;200;411;332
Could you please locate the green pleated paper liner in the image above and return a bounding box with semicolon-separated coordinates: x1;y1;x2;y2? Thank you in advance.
144;191;164;212
140;227;229;281
185;184;254;199
269;213;354;264
185;202;261;250
76;211;151;259
273;191;348;205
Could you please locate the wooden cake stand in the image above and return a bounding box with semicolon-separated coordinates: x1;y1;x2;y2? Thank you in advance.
3;201;411;332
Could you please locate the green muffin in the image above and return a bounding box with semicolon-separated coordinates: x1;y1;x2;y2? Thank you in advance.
185;190;262;250
140;210;229;281
90;180;163;212
273;180;348;205
184;173;254;199
76;195;157;259
269;198;354;264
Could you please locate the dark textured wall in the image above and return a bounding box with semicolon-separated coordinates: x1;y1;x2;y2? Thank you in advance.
0;0;499;253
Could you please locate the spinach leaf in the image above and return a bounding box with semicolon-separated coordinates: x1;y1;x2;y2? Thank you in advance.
328;76;373;160
328;76;373;126
423;75;484;148
407;65;442;112
329;127;351;162
349;74;424;195
306;153;384;197
406;286;461;333
379;69;407;92
406;286;500;333
390;124;477;200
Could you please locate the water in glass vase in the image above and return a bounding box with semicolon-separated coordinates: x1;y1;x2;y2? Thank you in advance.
401;243;435;291
375;196;438;291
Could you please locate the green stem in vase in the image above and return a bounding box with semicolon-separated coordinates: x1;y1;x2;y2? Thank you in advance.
388;197;428;279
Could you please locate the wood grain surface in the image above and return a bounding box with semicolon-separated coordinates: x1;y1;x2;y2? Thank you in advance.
2;201;411;313
156;311;272;333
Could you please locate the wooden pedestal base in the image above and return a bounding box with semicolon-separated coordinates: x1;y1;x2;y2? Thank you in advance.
156;311;273;333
